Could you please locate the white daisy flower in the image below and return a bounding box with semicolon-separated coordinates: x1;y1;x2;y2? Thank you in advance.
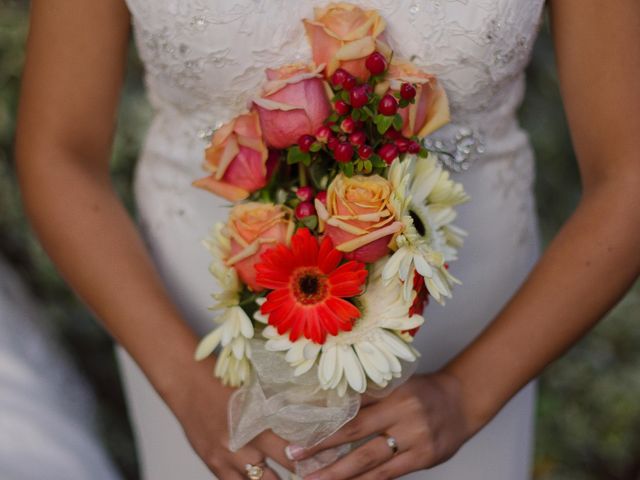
195;305;254;387
385;153;468;304
255;264;423;395
196;224;254;387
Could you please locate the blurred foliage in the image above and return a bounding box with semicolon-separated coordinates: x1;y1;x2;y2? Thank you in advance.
1;2;638;479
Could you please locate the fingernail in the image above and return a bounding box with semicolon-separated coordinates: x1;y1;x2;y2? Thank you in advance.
285;444;305;460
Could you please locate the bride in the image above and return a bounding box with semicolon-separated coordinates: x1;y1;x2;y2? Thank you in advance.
16;0;640;479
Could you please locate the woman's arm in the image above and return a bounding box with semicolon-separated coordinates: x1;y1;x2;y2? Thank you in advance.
16;1;292;477
293;2;640;478
446;0;640;432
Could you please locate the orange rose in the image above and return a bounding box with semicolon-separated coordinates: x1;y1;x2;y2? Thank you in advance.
316;174;402;263
377;59;450;139
303;3;388;81
225;203;294;291
193;112;269;201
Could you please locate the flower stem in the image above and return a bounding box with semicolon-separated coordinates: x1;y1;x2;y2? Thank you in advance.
299;164;308;187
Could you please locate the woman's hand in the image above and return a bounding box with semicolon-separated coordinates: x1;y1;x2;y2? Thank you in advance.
171;358;295;479
287;372;474;480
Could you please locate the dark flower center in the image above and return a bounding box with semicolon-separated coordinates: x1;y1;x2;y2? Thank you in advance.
299;274;319;295
292;268;328;305
410;210;427;237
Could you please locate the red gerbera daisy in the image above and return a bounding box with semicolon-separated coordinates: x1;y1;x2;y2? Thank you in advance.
255;228;368;344
406;271;430;337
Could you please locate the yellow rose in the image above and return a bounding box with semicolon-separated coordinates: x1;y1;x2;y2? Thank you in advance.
303;3;388;80
316;174;402;262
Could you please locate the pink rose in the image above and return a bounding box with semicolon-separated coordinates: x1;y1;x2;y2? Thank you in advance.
193;112;269;201
303;3;388;81
225;203;294;291
252;64;331;149
316;174;402;263
377;60;450;139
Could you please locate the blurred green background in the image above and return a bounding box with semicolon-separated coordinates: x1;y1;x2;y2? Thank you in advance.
1;1;639;479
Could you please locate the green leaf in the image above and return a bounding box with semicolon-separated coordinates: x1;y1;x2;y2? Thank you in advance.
343;162;354;177
418;147;429;158
351;109;361;121
393;114;404;131
363;160;373;173
374;114;395;135
328;112;340;123
309;142;323;153
301;215;318;230
399;98;410;109
371;154;386;168
287;146;311;165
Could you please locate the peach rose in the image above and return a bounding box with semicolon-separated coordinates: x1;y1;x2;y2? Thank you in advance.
252;64;331;149
303;3;388;81
316;174;402;263
193;112;269;201
376;59;450;139
225;203;294;291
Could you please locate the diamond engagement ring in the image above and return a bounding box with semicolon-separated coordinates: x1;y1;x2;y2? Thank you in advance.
382;433;399;456
245;462;265;480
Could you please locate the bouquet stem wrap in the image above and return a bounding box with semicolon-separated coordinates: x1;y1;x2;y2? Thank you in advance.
228;339;418;477
228;340;360;477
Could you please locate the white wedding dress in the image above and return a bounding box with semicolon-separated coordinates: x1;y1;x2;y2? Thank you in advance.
117;1;546;478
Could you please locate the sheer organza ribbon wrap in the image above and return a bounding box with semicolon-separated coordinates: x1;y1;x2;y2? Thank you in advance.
228;339;416;477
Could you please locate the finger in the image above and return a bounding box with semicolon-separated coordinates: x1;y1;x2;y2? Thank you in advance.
301;435;395;480
351;452;416;480
288;402;394;461
253;430;295;472
230;445;274;479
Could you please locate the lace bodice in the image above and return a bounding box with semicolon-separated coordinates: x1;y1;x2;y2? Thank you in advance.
125;0;545;172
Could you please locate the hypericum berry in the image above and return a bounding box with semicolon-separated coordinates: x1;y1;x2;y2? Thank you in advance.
395;137;410;153
331;68;350;88
349;131;367;146
335;142;354;163
350;85;370;108
365;51;387;75
408;141;421;154
298;134;315;153
295;201;316;219
340;117;356;134
327;136;340;151
315;125;333;143
358;144;374;159
400;83;417;100
316;190;328;204
384;128;402;140
342;75;357;91
296;185;314;202
334;100;351;116
378;94;399;116
378;143;399;164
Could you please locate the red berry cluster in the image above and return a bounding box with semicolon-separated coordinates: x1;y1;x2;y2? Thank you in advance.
293;185;327;220
290;50;426;178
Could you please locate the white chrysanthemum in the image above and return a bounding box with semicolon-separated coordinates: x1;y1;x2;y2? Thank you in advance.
195;305;254;387
196;224;254;387
255;265;423;395
203;223;242;309
385;153;468;304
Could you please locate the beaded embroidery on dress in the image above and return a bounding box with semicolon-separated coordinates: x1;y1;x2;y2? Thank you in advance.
117;1;545;479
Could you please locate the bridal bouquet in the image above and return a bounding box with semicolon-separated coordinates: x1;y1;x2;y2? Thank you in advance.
193;2;468;472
